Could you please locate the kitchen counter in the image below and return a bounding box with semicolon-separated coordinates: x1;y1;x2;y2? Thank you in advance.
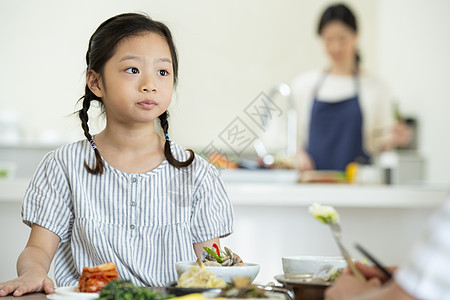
226;182;449;207
2;178;448;207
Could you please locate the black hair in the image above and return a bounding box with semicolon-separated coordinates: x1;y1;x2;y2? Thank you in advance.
317;3;360;70
78;12;194;175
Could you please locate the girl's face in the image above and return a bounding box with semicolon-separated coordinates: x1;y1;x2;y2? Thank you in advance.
320;21;357;65
92;32;174;126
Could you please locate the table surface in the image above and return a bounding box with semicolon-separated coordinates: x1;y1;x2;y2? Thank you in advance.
2;293;46;299
1;287;167;299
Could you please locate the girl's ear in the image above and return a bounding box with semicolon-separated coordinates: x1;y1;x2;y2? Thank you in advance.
87;70;104;98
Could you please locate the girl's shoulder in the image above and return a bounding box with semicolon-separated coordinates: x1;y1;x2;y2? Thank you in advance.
51;139;90;157
29;140;90;180
39;139;91;167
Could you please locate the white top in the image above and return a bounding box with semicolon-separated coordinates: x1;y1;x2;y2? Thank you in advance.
395;196;450;299
21;140;234;287
291;69;395;155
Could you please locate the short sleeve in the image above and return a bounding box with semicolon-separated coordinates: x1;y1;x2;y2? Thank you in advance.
190;164;234;243
22;151;73;242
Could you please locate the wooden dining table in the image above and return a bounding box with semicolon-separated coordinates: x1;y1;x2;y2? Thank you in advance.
2;293;46;299
0;287;167;299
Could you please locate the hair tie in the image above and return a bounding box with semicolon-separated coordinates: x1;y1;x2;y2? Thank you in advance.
89;139;97;150
165;133;171;142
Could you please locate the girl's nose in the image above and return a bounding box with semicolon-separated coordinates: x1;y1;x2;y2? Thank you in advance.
140;74;157;92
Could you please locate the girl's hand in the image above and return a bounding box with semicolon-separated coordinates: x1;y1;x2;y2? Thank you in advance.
193;237;221;259
0;270;54;297
0;224;60;297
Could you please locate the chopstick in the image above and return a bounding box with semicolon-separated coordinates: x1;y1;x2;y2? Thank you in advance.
355;243;392;280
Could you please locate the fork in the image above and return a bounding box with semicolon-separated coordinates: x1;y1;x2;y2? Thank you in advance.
256;285;296;300
330;223;366;282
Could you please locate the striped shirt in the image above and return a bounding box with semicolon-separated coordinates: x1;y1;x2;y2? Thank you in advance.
22;139;234;287
395;196;450;299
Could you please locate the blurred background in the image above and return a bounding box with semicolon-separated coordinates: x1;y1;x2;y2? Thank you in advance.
0;0;449;183
1;0;450;284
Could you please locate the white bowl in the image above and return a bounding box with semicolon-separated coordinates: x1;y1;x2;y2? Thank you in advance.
282;256;347;274
175;261;260;283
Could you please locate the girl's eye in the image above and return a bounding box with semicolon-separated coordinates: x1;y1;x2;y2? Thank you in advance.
158;70;169;76
125;67;139;74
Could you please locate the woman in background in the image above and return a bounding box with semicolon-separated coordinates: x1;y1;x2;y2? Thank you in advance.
292;3;410;172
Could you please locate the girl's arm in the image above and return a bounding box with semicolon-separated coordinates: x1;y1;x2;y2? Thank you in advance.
193;237;220;259
0;224;60;297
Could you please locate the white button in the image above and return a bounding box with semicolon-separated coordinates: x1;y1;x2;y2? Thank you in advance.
131;201;136;206
130;225;135;230
132;178;137;183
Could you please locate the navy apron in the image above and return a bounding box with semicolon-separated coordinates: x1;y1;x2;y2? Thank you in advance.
307;74;370;171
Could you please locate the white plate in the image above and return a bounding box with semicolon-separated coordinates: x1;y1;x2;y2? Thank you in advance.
46;286;99;299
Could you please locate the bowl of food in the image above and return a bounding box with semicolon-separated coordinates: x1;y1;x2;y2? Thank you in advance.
282;256;346;275
176;244;260;284
279;256;346;300
175;261;260;284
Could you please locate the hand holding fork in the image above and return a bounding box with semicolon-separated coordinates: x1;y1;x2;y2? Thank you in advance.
309;203;366;282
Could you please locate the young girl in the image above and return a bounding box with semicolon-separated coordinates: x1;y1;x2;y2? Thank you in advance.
0;13;233;297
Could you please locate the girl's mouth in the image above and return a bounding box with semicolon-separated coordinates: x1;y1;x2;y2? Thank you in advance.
137;100;157;109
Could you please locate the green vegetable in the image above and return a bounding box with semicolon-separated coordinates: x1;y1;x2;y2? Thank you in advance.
329;268;343;282
309;203;339;224
0;169;8;178
98;280;172;300
203;246;224;263
314;215;336;224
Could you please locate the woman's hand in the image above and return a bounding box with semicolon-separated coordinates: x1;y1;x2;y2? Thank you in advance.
296;150;315;171
391;122;412;148
324;262;399;300
325;277;417;300
344;262;397;284
383;122;412;151
0;270;54;297
324;273;382;300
